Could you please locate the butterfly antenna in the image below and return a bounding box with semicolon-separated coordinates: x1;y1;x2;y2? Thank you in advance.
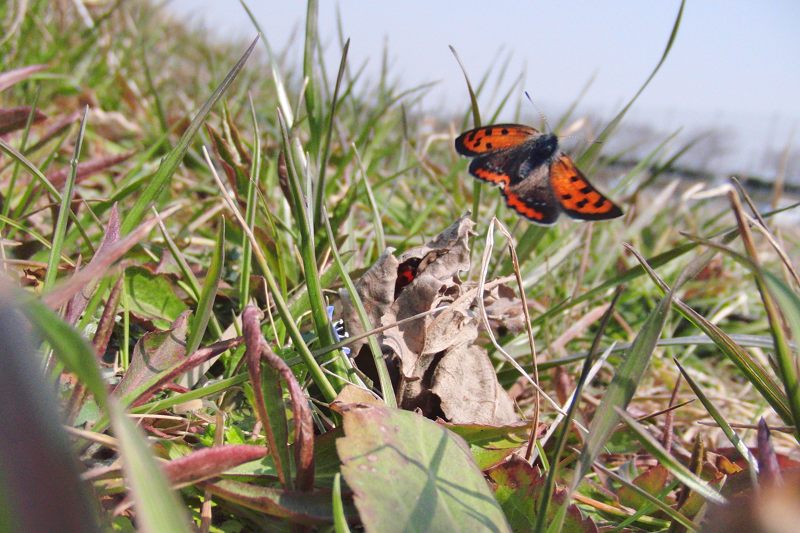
524;91;552;134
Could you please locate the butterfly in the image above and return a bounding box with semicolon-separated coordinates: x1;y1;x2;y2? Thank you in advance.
455;124;623;225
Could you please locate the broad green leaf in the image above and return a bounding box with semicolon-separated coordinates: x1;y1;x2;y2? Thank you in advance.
113;312;190;398
488;457;597;533
336;404;511;533
124;266;188;329
444;423;529;470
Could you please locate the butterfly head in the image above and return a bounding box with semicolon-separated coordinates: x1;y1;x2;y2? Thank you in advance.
535;133;559;157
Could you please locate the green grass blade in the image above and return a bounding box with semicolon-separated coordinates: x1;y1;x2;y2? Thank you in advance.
606;475;688;531
763;270;800;435
277;110;347;388
108;398;192;533
186;218;225;356
120;37;258;235
353;143;386;254
0;214;73;265
616;407;727;505
332;473;352;533
1;86;41;229
0;299;98;533
579;0;685;168
575;287;672;483
534;288;623;533
674;358;760;480
203;146;338;402
303;0;321;153
449;45;482;221
43;106;88;291
238;96;261;310
630;241;793;424
321;206;391;404
728;192;800;439
131;372;249;415
20;290;108;409
314;37;349;229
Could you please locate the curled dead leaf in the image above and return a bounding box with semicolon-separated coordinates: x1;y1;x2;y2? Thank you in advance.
341;215;520;426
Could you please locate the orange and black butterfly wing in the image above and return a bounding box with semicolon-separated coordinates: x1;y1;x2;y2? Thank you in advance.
454;124;539;156
549;154;623;221
468;148;560;225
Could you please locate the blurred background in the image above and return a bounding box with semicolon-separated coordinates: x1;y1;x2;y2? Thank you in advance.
168;0;799;186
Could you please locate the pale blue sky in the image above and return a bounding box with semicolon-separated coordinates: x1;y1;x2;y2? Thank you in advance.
168;1;800;180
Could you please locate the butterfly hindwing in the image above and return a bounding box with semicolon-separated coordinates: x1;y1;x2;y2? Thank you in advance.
504;159;560;224
469;148;560;224
549;154;623;221
455;123;539;156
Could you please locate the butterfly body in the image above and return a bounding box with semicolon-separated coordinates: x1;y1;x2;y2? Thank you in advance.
455;124;623;225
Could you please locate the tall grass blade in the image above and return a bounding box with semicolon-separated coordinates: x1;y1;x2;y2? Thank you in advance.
674;358;760;481
616;407;726;505
321;205;391;404
579;0;685;167
0;299;98;533
203;146;338;401
20;290;108;408
186;218;225;358
277;110;346;388
575;274;672;483
239;96;260;310
43;106;87;291
314;38;349;229
729;191;800;440
303;0;321;153
108;398;192;533
599;467;695;531
120;37;258;235
630;240;793;424
449;45;483;221
534;287;623;533
332;473;352;533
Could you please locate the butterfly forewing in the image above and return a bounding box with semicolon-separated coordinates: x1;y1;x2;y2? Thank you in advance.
455;122;623;225
454;124;538;156
549;154;623;221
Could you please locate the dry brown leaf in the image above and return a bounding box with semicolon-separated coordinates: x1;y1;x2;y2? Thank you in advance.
341;215;520;426
483;283;526;336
